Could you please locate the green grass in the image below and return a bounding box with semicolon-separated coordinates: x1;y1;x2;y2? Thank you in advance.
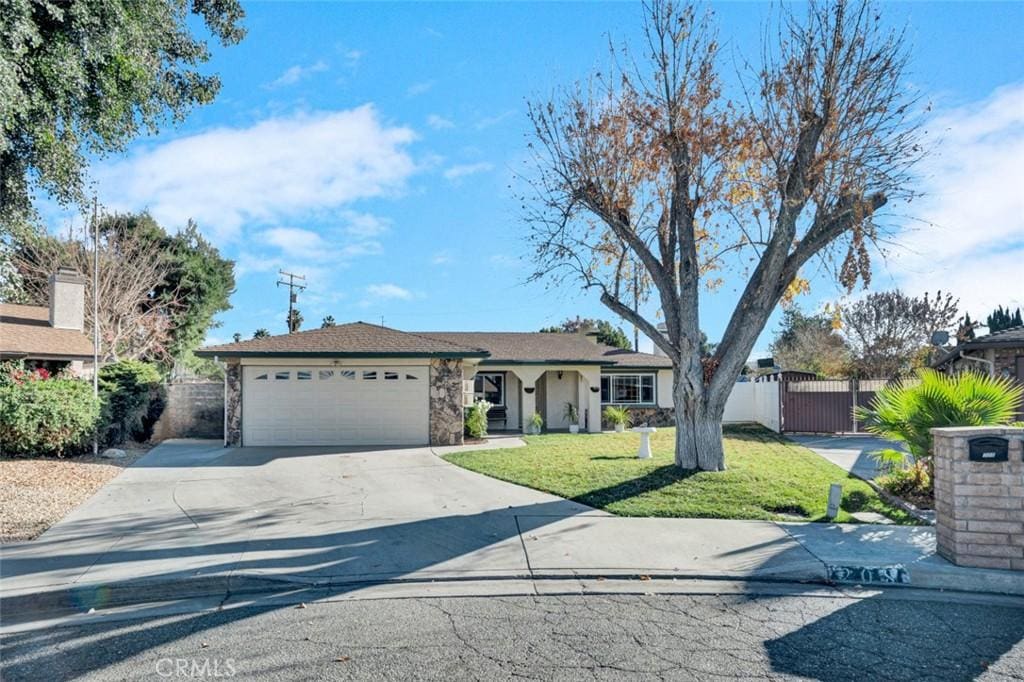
444;424;917;524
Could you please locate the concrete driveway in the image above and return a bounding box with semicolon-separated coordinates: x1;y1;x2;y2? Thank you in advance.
787;434;906;480
1;439;826;616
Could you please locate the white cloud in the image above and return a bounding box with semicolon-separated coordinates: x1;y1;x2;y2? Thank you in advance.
365;283;414;300
443;162;494;182
475;110;516;130
887;82;1024;317
407;81;435;97
427;114;455;130
93;106;418;241
431;250;453;265
342;211;391;238
268;60;328;88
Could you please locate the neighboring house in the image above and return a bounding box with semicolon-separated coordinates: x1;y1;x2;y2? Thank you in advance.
195;322;673;448
932;325;1024;420
0;268;93;374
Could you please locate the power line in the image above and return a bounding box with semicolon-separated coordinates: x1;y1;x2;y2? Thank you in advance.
276;270;306;333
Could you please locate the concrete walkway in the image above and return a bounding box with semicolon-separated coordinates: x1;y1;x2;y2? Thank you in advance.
2;439;1022;631
788;434;904;480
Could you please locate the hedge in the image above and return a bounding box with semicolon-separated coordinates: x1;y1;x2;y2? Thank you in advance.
0;376;102;456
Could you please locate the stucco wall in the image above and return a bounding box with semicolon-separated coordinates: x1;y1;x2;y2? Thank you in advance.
543;370;579;429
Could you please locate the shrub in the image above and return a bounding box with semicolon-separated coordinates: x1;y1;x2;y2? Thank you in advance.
563;401;580;426
603;405;632;428
528;411;544;434
98;360;165;445
856;368;1023;493
0;374;101;456
465;400;492;439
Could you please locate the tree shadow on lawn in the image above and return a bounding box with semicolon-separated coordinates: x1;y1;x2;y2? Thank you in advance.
570;465;699;509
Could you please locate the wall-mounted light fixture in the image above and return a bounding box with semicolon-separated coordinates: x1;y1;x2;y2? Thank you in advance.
557;371;563;380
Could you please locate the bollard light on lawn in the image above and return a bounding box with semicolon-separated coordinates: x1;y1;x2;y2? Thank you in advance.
826;483;843;520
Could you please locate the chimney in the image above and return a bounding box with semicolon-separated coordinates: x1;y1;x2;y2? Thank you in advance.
652;323;668;357
576;321;600;345
49;267;87;331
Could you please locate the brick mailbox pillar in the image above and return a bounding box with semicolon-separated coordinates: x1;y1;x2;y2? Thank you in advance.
932;426;1024;570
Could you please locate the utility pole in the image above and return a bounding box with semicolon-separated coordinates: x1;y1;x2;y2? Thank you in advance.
632;263;640;352
91;197;99;455
277;270;306;333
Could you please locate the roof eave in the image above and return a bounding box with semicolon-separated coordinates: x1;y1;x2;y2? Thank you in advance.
194;349;490;360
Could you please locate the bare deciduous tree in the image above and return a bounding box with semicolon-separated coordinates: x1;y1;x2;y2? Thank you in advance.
841;290;959;378
524;0;924;469
12;221;179;363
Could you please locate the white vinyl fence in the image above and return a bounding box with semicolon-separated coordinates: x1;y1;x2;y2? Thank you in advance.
722;381;781;432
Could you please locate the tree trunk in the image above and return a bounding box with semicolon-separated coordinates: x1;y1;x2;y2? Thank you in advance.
672;366;726;471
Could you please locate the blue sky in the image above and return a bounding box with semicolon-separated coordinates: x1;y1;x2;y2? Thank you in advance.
56;2;1024;355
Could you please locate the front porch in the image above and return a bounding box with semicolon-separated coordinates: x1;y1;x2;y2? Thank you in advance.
466;365;604;434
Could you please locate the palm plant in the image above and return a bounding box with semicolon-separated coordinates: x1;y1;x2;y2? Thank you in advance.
855;369;1023;485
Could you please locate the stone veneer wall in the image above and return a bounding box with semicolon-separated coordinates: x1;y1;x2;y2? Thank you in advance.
603;406;675;430
151;381;223;441
933;426;1024;571
225;362;242;446
429;358;464;446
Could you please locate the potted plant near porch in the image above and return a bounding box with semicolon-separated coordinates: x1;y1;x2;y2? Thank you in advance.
527;411;544;435
563;402;580;434
603;406;631;433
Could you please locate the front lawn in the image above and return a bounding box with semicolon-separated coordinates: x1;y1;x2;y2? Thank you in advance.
444;425;916;524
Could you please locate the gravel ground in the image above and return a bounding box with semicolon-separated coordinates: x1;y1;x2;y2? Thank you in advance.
0;445;148;542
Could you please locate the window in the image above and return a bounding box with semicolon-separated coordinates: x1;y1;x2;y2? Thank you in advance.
297;370;312;381
254;373;268;381
405;373;419;381
318;370;334;380
473;373;505;406
384;371;399;381
340;370;356;380
274;371;290;381
601;374;655;404
362;370;377;381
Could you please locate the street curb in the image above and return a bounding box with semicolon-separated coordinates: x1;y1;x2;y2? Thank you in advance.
5;560;1024;631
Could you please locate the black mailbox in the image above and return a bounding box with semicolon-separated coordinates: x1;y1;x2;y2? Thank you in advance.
968;437;1009;462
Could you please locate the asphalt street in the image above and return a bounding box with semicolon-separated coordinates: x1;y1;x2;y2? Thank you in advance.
3;585;1024;681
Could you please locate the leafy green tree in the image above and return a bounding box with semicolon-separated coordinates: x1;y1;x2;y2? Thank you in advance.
232;333;242;343
98;360;164;445
769;308;851;377
986;305;1023;333
287;308;303;333
1;0;245;224
321;316;336;328
253;329;270;339
540;317;632;350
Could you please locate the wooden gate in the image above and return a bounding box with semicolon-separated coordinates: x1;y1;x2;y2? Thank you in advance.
780;378;888;434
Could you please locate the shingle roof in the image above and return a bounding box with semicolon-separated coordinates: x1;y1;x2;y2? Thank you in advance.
931;325;1024;368
195;322;490;358
419;331;673;368
0;304;94;359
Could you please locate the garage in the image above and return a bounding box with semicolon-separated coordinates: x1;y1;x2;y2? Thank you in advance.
242;365;430;446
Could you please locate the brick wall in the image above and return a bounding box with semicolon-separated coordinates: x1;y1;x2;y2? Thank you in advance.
151;380;224;441
933;426;1024;570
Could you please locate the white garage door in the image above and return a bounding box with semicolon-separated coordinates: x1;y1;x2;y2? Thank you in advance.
242;366;429;446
